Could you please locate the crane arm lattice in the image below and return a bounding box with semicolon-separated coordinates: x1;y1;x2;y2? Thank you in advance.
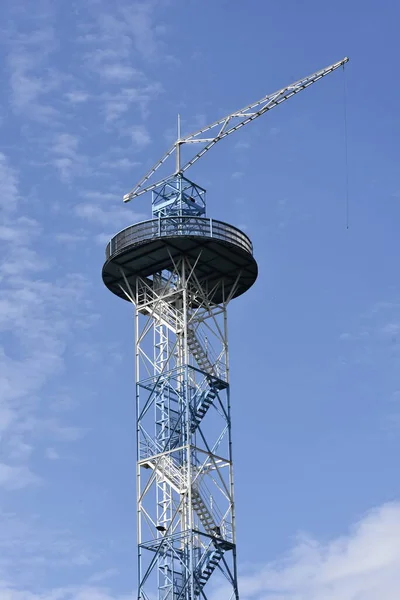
123;56;349;203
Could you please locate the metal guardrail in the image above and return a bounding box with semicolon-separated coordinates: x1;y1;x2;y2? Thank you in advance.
105;216;253;260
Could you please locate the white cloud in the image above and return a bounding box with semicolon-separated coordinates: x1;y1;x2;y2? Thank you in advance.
99;64;143;83
234;141;250;150
211;502;400;600
120;2;162;61
0;244;49;277
379;322;400;337
101;158;142;170
53;156;72;178
55;232;87;244
0;586;134;600
45;447;59;460
65;90;89;103
130;125;151;148
53;133;79;157
0;510;97;587
0;153;19;212
7;435;33;461
94;233;114;246
7;28;61;123
82;190;119;202
88;569;119;584
0;153;89;489
0;502;399;599
82;1;166;66
39;419;84;442
75;202;145;229
84;44;144;83
51;133;87;182
0;463;39;490
0;217;39;244
102;83;163;123
75;204;123;227
77;5;163;123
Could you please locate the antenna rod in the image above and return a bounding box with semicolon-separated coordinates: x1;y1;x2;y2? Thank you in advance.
176;114;181;174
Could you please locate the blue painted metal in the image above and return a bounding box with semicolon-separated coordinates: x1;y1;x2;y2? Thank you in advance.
152;175;206;218
105;56;350;600
103;175;257;599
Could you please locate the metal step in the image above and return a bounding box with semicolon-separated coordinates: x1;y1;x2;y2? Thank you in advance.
156;384;220;450
143;452;185;494
191;387;217;432
194;546;225;596
191;488;218;536
143;452;223;540
137;283;225;386
187;328;217;378
143;452;230;597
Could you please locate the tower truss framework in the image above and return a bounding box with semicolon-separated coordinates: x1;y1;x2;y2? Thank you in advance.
103;55;349;600
103;177;257;599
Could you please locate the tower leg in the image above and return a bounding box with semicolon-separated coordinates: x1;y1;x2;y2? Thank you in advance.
118;256;239;599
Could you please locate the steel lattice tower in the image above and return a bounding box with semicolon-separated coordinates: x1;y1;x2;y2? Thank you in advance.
102;56;348;600
103;175;257;599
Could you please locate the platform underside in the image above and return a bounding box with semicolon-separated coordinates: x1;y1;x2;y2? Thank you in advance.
102;234;258;304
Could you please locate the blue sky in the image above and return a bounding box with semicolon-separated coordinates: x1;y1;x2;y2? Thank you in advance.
1;0;400;598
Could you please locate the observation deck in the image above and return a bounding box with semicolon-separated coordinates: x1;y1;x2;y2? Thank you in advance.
102;216;257;304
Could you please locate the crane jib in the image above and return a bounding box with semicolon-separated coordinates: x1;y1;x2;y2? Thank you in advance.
122;56;349;204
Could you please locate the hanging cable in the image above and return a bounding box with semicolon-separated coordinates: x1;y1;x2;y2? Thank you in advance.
343;63;350;229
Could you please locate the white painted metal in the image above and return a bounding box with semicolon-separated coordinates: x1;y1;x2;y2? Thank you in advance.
121;256;239;599
123;57;349;203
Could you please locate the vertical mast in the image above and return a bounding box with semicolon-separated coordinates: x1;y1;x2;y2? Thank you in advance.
176;114;181;175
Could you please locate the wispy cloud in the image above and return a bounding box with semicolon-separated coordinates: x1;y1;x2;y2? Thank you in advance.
88;568;119;584
211;503;400;600
338;299;400;431
100;158;142;170
64;90;89;104
75;202;144;228
0;153;19;212
86;47;144;83
74;188;146;230
77;3;164;127
130;124;151;148
0;509;97;587
81;1;167;65
45;447;59;460
54;232;87;244
102;82;163;123
0;585;135;600
120;2;160;61
339;299;400;356
234;141;250;150
7;28;61;123
0;463;39;490
0;153;89;489
51;132;87;182
53;133;79;157
0;502;399;599
81;190;119;203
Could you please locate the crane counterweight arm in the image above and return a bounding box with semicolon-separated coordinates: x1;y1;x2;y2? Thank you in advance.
123;56;349;203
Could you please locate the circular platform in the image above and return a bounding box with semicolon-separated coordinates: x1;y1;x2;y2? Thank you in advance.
102;216;258;303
